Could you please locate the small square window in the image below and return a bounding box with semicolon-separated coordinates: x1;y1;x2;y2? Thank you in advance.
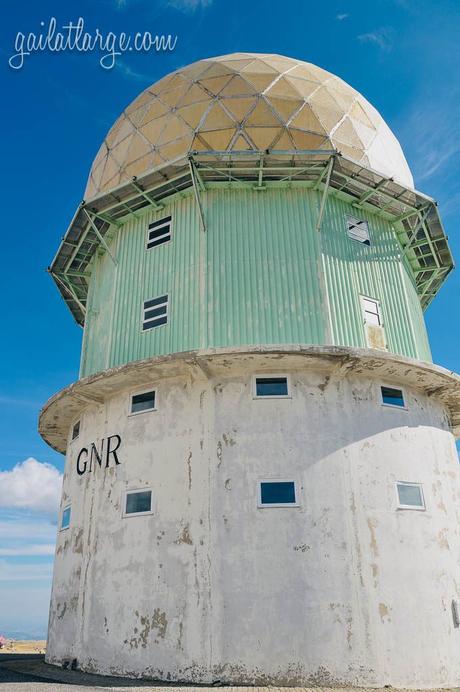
124;490;152;516
130;390;156;414
381;386;405;408
61;505;71;530
258;480;298;507
142;295;168;331
71;421;80;441
254;376;289;398
396;482;425;510
346;215;370;246
147;216;171;249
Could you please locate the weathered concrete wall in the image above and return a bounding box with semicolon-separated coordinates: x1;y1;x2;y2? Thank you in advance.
46;357;460;687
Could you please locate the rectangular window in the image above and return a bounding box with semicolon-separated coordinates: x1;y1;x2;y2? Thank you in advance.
396;482;425;510
61;505;71;530
71;421;80;441
346;215;370;245
381;386;405;408
254;376;289;398
131;390;156;414
258;480;298;507
147;216;172;249
361;296;381;326
142;294;168;331
125;490;152;516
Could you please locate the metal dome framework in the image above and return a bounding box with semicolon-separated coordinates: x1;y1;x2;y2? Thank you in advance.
49;149;453;325
84;53;414;199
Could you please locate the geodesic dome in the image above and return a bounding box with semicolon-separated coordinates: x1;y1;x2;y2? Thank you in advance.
85;52;413;199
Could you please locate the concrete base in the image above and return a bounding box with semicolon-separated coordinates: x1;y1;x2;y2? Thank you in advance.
5;655;460;691
41;348;460;687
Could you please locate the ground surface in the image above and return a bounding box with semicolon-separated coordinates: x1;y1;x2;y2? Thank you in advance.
1;655;459;692
1;641;46;654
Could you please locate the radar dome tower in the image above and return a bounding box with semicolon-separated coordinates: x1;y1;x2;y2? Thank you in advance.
40;54;460;687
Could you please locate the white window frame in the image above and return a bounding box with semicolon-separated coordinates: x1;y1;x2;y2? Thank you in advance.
360;295;383;327
142;294;168;332
346;214;371;246
60;505;71;531
395;481;425;511
257;479;299;508
146;215;172;250
380;384;407;410
252;374;291;400
122;488;154;518
70;419;80;443
128;387;158;417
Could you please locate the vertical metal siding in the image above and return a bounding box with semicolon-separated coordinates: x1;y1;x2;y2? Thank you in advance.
206;187;326;348
80;186;432;377
399;257;432;361
109;195;201;369
320;195;431;361
80;247;117;377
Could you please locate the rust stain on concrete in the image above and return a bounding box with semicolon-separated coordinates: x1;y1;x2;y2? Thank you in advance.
378;602;390;622
367;518;379;558
176;524;193;545
186;450;192;491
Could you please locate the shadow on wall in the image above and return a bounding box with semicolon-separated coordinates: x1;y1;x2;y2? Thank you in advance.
213;369;455;471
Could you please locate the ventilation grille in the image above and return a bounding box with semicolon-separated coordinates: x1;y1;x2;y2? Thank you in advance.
346;215;370;245
147;216;172;249
142;295;168;331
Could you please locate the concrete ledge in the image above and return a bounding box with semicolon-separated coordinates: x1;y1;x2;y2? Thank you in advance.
39;345;460;453
3;657;460;691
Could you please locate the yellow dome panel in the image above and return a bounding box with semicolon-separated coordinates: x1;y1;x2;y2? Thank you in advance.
84;53;413;199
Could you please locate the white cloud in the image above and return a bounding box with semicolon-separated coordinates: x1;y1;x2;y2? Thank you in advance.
0;459;62;517
336;13;349;20
358;27;394;52
0;544;56;557
0;520;57;540
0;515;57;558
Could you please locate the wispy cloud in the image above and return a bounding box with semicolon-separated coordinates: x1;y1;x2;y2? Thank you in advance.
0;559;53;581
166;0;213;11
396;86;460;218
336;13;349;21
0;395;40;408
0;458;62;517
438;189;460;218
358;27;394;52
398;92;460;185
117;60;152;83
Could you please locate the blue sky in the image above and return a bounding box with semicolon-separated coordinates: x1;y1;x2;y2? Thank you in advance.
1;0;459;638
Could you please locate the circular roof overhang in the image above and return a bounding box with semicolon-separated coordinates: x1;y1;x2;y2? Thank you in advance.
39;345;460;453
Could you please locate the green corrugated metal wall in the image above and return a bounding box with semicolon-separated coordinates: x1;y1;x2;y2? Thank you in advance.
79;186;431;378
